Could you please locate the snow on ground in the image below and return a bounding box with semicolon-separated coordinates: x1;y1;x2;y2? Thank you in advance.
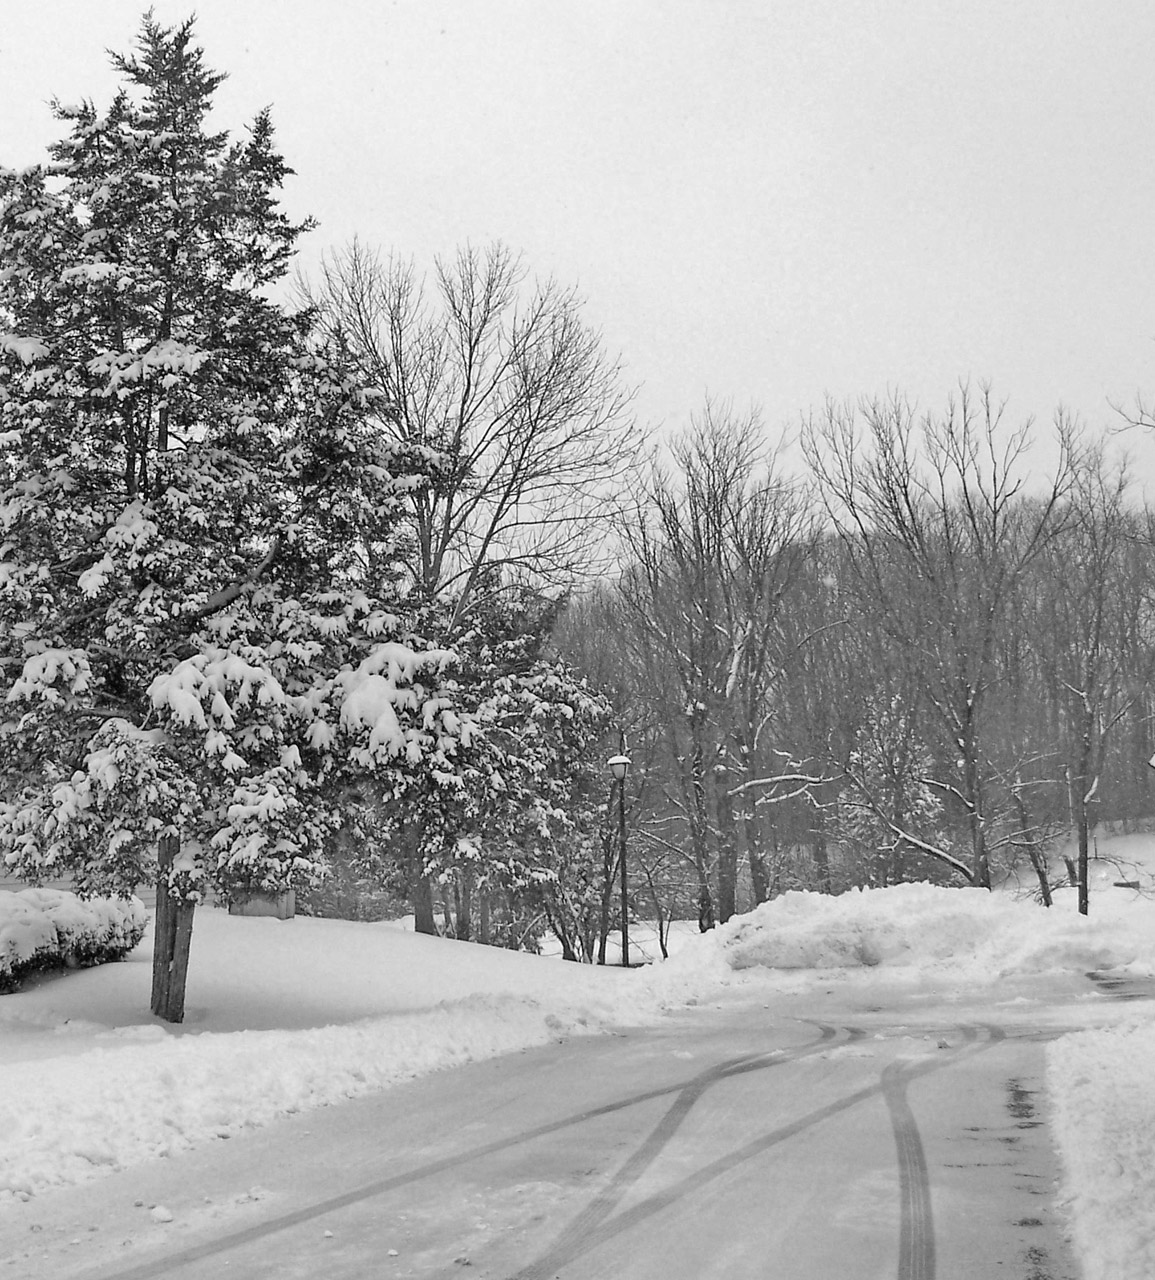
0;834;1153;1280
0;907;665;1202
1048;1020;1155;1280
1038;830;1155;1280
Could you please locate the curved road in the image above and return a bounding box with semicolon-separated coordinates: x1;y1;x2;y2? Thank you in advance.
1;978;1091;1280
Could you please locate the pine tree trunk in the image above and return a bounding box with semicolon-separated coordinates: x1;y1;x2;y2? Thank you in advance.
151;835;196;1023
456;869;473;941
412;875;437;935
403;818;437;935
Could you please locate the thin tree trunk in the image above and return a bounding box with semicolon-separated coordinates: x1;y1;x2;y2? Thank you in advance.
478;890;491;945
1012;785;1052;907
650;881;669;960
697;877;715;932
403;817;438;935
1077;809;1090;917
456;868;473;942
744;801;770;904
714;774;739;922
151;835;195;1023
748;849;769;904
412;875;436;935
964;756;991;888
689;724;716;924
684;728;716;932
812;828;831;894
1075;712;1095;917
546;901;579;962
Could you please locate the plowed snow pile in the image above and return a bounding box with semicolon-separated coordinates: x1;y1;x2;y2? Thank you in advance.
652;881;1150;983
1049;1021;1155;1280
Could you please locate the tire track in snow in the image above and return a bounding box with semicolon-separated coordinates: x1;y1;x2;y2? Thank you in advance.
90;1024;847;1280
881;1023;1003;1280
513;1024;1002;1280
883;1061;936;1280
92;1023;1008;1280
508;1024;857;1280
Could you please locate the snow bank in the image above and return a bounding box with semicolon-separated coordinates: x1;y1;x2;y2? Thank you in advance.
1040;833;1155;1280
0;906;657;1202
1048;1021;1155;1280
646;881;1154;986
0;994;600;1200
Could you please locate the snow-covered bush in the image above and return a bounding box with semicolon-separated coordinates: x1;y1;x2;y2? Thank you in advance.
0;889;146;991
0;895;57;990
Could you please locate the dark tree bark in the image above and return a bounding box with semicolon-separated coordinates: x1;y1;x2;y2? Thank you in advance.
812;829;831;894
150;836;195;1023
1011;786;1053;907
478;890;491;945
713;764;739;922
455;869;473;942
412;875;437;936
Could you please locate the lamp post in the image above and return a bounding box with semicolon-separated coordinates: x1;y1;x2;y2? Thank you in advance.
607;751;631;966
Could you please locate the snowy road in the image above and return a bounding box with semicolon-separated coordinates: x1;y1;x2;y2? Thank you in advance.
0;978;1089;1280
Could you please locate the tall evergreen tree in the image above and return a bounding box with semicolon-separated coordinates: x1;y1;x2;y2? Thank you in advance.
0;15;461;1019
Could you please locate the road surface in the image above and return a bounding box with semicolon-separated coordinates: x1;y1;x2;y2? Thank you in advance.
0;974;1101;1280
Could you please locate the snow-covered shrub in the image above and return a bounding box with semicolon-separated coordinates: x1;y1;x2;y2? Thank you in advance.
0;895;58;991
0;890;146;991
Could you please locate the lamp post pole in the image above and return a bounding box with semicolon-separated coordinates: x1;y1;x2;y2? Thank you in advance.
607;751;631;966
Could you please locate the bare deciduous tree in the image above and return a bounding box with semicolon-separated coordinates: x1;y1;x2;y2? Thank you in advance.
614;402;813;923
804;385;1076;887
302;240;637;628
1027;449;1155;913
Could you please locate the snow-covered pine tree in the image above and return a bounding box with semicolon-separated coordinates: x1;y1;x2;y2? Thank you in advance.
431;594;614;953
0;16;461;1019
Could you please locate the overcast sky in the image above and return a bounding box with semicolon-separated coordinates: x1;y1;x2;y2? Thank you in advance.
2;1;1153;477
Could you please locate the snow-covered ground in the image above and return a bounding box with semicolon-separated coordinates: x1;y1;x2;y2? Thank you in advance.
1;836;1153;1280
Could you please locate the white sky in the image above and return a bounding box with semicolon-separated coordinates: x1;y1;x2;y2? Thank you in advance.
2;1;1154;476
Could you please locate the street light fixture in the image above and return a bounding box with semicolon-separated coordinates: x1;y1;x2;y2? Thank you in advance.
607;752;631;966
